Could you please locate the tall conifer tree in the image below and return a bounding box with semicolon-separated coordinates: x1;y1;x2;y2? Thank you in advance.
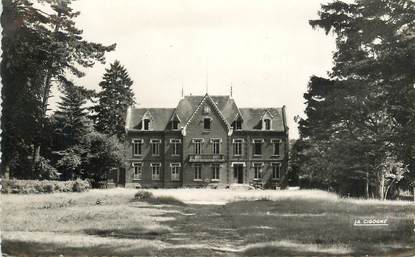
94;61;135;140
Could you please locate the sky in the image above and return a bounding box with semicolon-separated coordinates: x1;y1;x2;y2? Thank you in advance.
53;0;337;138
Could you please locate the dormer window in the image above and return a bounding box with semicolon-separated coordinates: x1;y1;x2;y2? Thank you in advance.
264;119;271;130
143;119;150;130
203;105;210;114
172;120;179;130
236;119;242;130
232;114;243;131
204;117;211;130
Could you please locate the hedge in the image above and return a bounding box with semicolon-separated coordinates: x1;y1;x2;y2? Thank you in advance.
1;179;90;194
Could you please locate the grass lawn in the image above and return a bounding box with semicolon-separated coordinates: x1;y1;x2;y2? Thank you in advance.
2;188;415;256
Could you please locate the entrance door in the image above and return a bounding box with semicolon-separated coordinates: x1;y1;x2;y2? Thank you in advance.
233;165;244;184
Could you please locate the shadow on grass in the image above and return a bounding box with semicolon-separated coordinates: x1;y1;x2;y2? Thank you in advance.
84;226;171;240
2;240;157;257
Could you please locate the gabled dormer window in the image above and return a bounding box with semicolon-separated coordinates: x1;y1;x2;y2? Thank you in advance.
143;119;150;130
172;120;179;130
264;119;271;130
235;119;242;130
232;117;243;131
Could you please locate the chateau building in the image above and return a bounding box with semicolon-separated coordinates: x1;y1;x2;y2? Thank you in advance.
123;93;289;188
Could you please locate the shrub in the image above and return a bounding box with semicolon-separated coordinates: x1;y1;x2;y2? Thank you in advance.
1;179;91;194
132;190;186;206
72;179;90;192
134;190;154;201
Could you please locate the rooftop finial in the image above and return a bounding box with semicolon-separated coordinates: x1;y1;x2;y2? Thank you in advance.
230;84;233;98
206;68;209;94
181;83;184;98
205;57;209;95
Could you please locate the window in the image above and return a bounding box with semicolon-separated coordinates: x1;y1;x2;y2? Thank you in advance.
193;139;203;154
232;119;242;130
236;119;242;130
254;163;262;180
212;139;220;154
132;162;142;180
133;139;143;156
143;119;150;130
151;139;161;156
264;119;271;130
194;164;202;180
170;163;181;181
272;163;281;179
253;139;263;155
151;163;161;180
212;164;220;180
170;139;181;156
204;117;211;130
271;139;280;156
172;120;179;130
233;139;243;155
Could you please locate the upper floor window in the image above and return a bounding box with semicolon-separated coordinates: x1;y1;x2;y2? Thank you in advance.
211;138;221;154
233;139;243;155
253;139;263;155
132;162;142;180
253;163;262;180
204;117;212;130
150;139;161;156
232;118;242;130
172;120;179;130
235;119;242;130
271;139;281;156
143;119;150;130
212;164;220;180
264;119;271;130
194;164;202;180
151;163;161;180
193;138;203;154
170;139;181;156
132;139;143;156
272;163;281;179
170;163;181;181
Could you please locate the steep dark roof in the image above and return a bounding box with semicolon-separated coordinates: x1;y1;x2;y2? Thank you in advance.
239;108;285;131
125;94;287;132
127;108;175;131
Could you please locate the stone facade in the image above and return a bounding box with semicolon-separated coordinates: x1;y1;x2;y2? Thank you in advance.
123;93;289;188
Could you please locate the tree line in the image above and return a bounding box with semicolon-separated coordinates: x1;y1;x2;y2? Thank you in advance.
1;0;135;186
292;0;415;199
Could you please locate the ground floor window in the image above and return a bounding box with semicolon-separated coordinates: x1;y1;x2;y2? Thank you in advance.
151;163;161;180
132;162;142;180
272;163;281;179
253;163;262;180
212;164;220;180
171;163;181;181
194;164;202;180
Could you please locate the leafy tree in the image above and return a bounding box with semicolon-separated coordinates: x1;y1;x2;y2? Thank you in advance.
297;0;415;199
81;132;124;186
55;144;86;180
1;0;115;178
94;61;135;140
53;83;94;180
